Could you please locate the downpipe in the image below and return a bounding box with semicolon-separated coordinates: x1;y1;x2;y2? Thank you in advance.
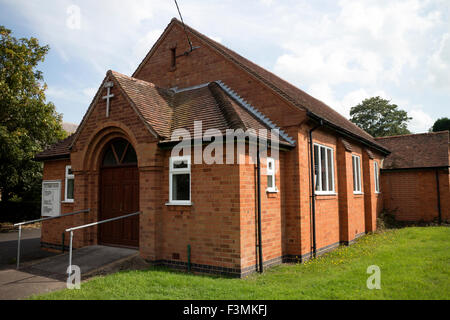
309;120;323;258
256;145;263;273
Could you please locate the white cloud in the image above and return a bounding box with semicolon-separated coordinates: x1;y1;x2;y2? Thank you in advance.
409;109;434;133
428;33;450;89
274;0;440;88
260;0;274;6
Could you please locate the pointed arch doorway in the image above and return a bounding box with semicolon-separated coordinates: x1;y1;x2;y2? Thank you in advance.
99;138;139;248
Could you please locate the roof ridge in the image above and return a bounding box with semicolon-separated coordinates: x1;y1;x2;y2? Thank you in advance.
110;70;157;87
375;130;450;140
208;82;247;131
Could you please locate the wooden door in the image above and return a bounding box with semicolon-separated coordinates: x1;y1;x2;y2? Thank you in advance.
99;139;139;248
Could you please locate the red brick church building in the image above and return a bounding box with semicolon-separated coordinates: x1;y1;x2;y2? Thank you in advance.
35;18;389;277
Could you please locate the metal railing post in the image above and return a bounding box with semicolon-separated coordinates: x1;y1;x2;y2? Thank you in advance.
16;225;22;269
64;211;142;274
13;208;90;271
68;231;73;276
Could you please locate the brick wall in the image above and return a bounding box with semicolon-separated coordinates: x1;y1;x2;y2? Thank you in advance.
381;168;450;222
41;159;79;250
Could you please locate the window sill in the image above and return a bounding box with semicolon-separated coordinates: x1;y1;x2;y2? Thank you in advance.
353;192;364;195
315;192;337;196
266;188;279;193
62;200;74;204
165;202;193;206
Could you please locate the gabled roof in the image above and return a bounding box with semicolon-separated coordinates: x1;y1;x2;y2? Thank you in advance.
375;131;450;170
35;72;294;161
133;18;389;155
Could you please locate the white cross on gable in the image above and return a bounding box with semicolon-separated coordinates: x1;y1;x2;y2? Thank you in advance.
103;81;114;117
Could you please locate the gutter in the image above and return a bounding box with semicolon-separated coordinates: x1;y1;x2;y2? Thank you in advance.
381;166;450;173
309;120;323;258
157;136;295;151
33;154;71;162
307;111;390;156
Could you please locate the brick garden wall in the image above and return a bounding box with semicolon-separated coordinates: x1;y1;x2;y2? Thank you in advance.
381;169;450;222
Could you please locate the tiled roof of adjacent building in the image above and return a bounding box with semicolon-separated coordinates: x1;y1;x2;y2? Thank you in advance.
35;72;294;161
375;131;450;169
133;18;389;154
34;134;75;161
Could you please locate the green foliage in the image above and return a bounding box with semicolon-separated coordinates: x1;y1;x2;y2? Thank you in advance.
33;227;450;300
0;26;66;202
350;97;412;137
431;117;450;132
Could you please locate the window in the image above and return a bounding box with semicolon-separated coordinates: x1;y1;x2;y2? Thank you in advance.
374;161;380;193
352;155;362;194
102;139;137;167
313;144;335;194
65;166;74;202
170;47;176;69
169;156;191;205
266;157;277;192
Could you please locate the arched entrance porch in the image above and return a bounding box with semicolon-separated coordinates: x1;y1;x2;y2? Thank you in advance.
99;138;139;248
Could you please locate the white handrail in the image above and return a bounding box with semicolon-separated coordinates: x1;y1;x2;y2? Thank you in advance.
65;211;142;275
14;209;90;269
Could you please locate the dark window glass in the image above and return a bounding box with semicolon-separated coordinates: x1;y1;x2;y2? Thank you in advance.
103;148;117;166
123;146;137;164
173;160;188;169
314;145;320;191
114;140;127;160
327;148;333;191
267;175;273;189
102;139;137;166
356;157;361;191
67;178;74;200
172;174;190;201
320;147;327;191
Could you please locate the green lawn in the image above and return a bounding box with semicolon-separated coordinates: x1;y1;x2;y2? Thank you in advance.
33;227;449;300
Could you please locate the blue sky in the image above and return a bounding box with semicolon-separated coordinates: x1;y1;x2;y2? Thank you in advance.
1;0;449;133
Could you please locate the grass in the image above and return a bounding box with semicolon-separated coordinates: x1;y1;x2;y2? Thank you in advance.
33;226;449;300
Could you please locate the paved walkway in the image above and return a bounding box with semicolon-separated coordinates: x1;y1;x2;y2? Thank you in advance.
0;228;56;270
0;231;138;300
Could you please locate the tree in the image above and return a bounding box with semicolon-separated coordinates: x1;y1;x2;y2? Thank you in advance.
431;117;450;132
349;96;411;137
0;26;66;202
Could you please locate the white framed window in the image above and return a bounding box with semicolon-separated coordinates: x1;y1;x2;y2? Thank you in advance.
168;156;191;205
374;161;380;193
313;144;335;194
266;157;278;193
352;155;362;194
64;165;74;202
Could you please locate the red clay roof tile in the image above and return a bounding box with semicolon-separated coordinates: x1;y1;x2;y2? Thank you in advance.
375;131;450;169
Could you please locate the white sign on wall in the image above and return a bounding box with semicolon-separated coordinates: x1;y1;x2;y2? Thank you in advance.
42;180;61;217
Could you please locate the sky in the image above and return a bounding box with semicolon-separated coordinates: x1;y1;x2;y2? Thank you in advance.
0;0;449;133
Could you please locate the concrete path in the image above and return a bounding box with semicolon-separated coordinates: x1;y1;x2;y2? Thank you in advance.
0;228;56;270
30;245;139;276
0;243;138;300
